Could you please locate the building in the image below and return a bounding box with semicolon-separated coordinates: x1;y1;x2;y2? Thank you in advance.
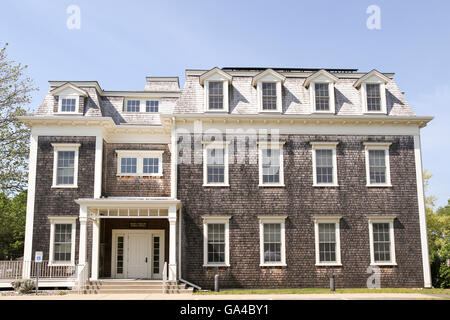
18;67;433;289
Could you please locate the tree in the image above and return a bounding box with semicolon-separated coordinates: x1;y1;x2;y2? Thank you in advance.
0;191;27;260
425;171;450;288
0;42;37;195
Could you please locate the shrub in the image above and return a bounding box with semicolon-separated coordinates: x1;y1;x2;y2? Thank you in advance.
11;279;35;294
439;264;450;288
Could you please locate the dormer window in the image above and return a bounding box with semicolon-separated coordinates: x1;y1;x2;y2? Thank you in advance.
354;70;390;114
208;82;224;110
50;83;87;115
199;68;232;113
304;70;338;114
126;100;140;112
252;69;285;113
123;99;160;113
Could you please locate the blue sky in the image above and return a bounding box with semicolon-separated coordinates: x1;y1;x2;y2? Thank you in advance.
1;0;449;207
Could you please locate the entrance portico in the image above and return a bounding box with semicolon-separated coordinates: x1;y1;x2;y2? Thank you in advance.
75;197;181;281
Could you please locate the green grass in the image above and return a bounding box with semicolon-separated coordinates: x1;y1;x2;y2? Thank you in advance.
194;288;450;295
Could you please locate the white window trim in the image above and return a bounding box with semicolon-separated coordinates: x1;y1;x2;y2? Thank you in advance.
116;150;164;177
204;79;229;113
51;143;80;188
314;216;342;266
257;80;282;113
258;141;285;187
310;142;339;187
310;81;336;114
259;216;287;267
48;216;77;266
57;95;81;114
202;141;230;187
123;99;161;113
368;217;397;266
202;216;231;267
361;82;387;114
364;142;392;187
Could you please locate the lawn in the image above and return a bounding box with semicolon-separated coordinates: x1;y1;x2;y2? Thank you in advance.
194;288;450;295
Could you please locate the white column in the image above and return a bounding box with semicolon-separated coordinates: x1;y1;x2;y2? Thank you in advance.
22;133;38;279
91;219;100;280
94;135;103;199
78;205;88;265
414;135;432;288
168;205;177;280
170;117;177;199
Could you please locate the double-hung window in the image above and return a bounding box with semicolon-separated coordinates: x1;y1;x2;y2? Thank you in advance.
366;84;381;111
203;142;229;186
126;99;140;112
203;216;230;267
314;83;330;111
311;142;338;186
259;216;286;266
61;98;77;112
208;82;224;110
262;82;277;110
364;142;392;187
314;217;342;266
259;142;284;186
49;217;77;266
369;217;396;266
51;143;80;188
116;150;164;176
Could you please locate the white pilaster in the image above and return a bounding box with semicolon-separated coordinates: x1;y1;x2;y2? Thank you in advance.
78;205;88;265
414;135;432;288
170;117;177;199
94;135;103;199
22;133;38;279
168;205;177;280
91;219;100;280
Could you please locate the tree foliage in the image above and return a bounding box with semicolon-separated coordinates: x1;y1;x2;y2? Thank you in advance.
425;171;450;288
0;42;37;195
0;190;26;260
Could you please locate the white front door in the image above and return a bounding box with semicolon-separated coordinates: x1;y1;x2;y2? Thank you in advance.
112;230;165;279
127;233;150;278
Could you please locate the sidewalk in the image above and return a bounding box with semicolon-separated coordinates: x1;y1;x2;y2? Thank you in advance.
0;293;448;300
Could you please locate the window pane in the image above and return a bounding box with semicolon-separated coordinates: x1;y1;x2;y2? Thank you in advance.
126;100;140;112
316;149;333;183
61;98;76;112
366;84;381;111
117;236;124;274
120;157;137;174
56;151;75;185
263;223;281;263
207;224;225;263
262;149;280;184
207;148;225;183
369;150;386;184
315;83;329;111
373;223;391;262
262;83;277;110
54;223;72;262
143;157;159;174
208;82;224;110
145;100;159;112
318;223;337;262
153;236;160;274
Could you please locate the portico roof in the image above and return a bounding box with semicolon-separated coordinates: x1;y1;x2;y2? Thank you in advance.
75;197;182;209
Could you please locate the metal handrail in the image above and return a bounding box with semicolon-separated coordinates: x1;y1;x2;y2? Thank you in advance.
162;261;167;294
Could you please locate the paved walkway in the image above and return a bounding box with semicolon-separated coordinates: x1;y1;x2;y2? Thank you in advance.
0;293;448;300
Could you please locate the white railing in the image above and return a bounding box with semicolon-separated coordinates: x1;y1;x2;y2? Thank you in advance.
76;263;89;294
162;261;167;294
0;261;23;280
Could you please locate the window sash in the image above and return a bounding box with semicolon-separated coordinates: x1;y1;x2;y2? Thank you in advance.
207;224;226;263
126;100;140;112
146;100;159;112
318;223;337;262
315;149;333;184
206;148;225;183
262;149;280;184
369;150;386;184
208;82;224;110
263;223;281;263
56;151;75;185
53;224;72;262
143;157;159;174
372;223;391;262
366;84;381;111
61;98;77;112
262;83;277;110
314;83;330;111
120;157;137;174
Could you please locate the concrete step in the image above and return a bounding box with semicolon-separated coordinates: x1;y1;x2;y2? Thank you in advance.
85;284;187;290
89;280;176;286
74;280;193;294
80;288;193;294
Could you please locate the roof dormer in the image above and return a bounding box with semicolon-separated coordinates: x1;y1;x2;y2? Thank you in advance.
354;70;390;114
304;69;338;114
199;67;232;113
50;83;88;115
252;69;285;113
